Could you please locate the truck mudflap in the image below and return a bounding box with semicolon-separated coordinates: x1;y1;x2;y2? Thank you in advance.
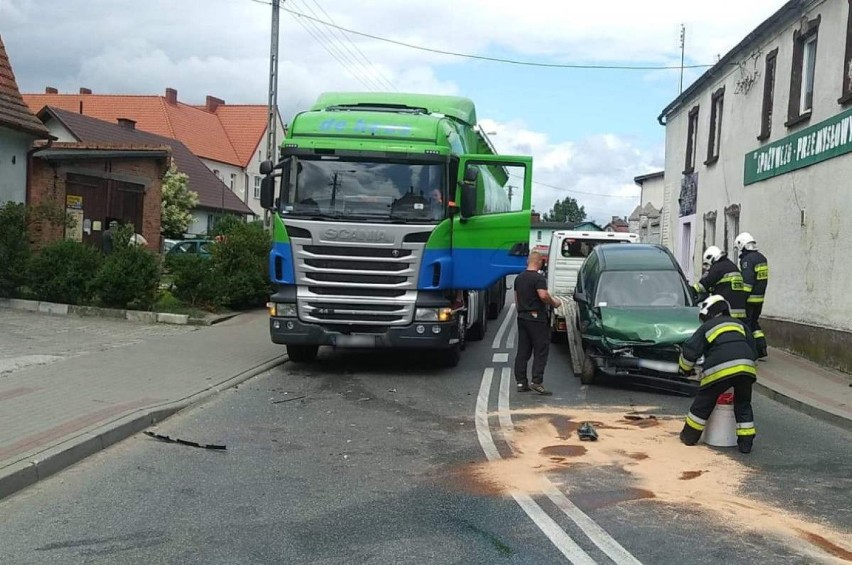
270;317;460;349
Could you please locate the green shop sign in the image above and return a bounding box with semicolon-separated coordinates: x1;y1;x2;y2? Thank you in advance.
744;106;852;185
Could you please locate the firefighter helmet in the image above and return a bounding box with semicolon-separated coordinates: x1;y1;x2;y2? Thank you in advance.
699;294;731;322
735;232;757;253
702;245;724;266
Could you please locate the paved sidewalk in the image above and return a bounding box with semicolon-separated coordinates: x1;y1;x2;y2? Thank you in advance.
0;310;285;500
756;347;852;431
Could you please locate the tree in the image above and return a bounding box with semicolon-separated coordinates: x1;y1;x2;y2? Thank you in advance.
161;162;199;239
543;197;587;224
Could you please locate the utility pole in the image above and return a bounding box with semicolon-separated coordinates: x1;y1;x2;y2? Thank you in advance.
264;0;281;227
267;0;281;163
679;24;686;94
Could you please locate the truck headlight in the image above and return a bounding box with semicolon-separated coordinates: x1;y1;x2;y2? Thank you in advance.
267;302;296;317
415;307;453;322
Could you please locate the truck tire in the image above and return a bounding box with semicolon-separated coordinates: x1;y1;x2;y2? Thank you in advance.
580;353;597;385
468;302;487;341
439;313;465;367
287;345;318;363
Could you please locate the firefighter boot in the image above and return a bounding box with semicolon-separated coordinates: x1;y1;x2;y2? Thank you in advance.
679;424;702;446
737;436;754;454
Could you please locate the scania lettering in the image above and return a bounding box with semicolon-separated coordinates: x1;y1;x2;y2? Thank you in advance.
258;93;533;366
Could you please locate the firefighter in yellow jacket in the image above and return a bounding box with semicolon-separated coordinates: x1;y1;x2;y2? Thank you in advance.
678;295;759;454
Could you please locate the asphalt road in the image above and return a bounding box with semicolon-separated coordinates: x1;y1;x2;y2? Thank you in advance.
0;303;850;565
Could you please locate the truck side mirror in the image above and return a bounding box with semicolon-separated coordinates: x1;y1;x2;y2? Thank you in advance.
260;159;274;176
463;164;479;183
460;182;476;219
260;176;276;210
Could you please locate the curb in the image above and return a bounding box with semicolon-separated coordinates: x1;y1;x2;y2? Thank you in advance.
0;355;287;502
754;382;852;433
0;299;189;326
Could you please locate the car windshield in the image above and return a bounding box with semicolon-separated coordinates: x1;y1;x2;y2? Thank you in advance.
595;270;689;307
279;157;446;223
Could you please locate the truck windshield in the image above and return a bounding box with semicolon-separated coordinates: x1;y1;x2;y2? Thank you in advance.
595;271;689;308
280;157;446;223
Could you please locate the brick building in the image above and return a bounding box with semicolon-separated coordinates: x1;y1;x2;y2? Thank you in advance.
29;143;170;251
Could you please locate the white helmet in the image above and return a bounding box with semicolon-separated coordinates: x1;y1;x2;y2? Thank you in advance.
699;294;730;321
702;245;724;266
735;232;757;253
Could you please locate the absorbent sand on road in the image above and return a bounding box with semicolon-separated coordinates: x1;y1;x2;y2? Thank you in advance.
462;405;852;565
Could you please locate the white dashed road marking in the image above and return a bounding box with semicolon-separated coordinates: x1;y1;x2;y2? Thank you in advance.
492;353;509;363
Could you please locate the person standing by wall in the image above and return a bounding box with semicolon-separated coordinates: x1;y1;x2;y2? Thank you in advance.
513;251;562;395
736;232;769;359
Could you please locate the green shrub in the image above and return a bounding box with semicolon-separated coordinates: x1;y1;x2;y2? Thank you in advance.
166;254;217;307
210;220;271;309
95;246;161;310
28;240;103;305
0;203;30;298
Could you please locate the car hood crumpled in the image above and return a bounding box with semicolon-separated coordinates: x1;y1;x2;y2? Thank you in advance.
599;306;699;346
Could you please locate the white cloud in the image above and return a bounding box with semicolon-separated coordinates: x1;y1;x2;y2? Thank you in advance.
480;119;661;225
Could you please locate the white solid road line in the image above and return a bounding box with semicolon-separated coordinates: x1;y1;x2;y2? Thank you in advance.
476;368;596;565
506;320;518;349
497;371;643;565
492;303;516;350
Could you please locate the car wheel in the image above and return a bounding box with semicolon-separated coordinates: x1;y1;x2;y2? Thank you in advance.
287;345;319;363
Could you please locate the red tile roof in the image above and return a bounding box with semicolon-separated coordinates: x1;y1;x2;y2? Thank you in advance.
210;105;269;166
40;107;253;215
0;35;49;138
23;91;271;167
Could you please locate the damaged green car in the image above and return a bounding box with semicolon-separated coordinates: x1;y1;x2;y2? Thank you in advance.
572;244;700;394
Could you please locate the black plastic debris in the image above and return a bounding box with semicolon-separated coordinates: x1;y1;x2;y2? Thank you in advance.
272;395;306;404
578;422;599;441
144;431;226;450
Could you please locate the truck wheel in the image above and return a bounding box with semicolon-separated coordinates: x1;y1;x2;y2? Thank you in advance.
580;354;597;385
487;288;500;320
287;345;318;363
468;306;487;341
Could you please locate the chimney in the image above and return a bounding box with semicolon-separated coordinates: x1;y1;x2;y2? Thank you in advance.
165;87;178;105
45;87;58;94
117;118;136;130
531;212;541;224
79;87;92;94
205;95;225;113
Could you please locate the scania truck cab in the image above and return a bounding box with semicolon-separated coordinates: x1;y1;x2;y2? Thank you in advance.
258;93;533;366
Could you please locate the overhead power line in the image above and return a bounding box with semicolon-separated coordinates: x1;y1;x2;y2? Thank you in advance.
308;0;398;91
533;179;640;200
244;0;716;71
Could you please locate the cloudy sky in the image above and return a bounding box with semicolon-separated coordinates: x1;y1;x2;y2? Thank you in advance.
1;0;784;223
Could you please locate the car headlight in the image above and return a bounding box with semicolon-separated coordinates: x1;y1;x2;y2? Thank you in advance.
415;307;454;322
267;302;297;317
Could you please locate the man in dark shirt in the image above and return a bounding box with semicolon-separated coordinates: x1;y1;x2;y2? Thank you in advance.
514;252;562;395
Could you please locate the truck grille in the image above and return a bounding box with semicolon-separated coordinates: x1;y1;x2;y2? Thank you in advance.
290;225;426;326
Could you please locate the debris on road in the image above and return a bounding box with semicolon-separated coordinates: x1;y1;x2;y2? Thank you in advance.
272;395;306;404
624;413;657;421
388;388;397;393
358;397;372;402
143;431;226;451
578;422;598;441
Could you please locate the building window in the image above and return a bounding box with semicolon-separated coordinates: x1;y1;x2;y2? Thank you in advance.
703;211;717;251
759;48;778;140
230;173;236;191
840;0;852;104
706;87;725;165
254;176;261;199
787;16;820;127
684;105;700;174
724;204;740;256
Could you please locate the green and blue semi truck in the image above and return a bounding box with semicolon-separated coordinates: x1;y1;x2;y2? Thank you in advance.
258;92;533;366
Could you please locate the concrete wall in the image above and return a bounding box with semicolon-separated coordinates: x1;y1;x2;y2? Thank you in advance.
0;127;34;204
663;0;852;366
